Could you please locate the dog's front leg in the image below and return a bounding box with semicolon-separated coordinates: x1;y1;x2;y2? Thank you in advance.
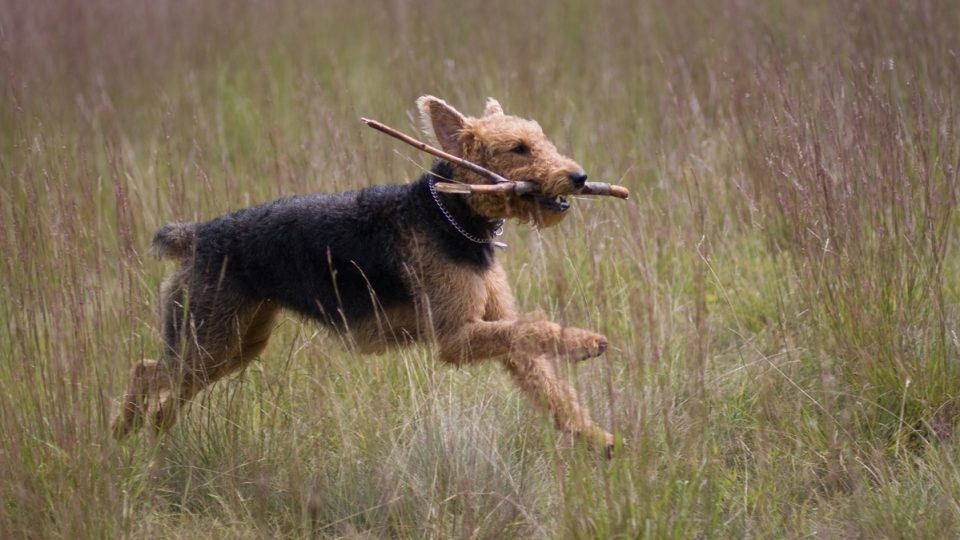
436;318;607;364
418;261;613;454
480;263;608;363
502;352;615;455
435;319;613;455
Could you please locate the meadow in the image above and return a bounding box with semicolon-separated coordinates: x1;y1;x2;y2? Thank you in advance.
2;0;959;537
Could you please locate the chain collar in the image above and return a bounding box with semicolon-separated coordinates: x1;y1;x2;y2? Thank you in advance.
428;177;506;248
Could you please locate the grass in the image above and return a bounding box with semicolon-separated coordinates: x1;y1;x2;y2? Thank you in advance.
2;0;959;537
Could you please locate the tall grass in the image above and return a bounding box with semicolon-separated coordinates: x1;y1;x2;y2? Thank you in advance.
2;0;958;537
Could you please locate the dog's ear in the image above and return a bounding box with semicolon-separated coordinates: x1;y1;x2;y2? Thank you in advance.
483;97;504;117
417;95;470;157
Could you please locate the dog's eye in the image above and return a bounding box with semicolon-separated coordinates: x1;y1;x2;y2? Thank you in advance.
510;143;530;155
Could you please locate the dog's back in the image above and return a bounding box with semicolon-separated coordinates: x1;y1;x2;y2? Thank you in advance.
151;164;495;328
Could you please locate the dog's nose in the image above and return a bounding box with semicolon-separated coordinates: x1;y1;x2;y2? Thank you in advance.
569;171;588;188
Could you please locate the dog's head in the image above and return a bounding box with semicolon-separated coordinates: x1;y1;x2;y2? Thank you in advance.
417;95;587;229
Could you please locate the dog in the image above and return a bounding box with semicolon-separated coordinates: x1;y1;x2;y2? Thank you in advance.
112;96;614;456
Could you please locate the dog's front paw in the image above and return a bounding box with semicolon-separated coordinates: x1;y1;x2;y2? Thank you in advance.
572;427;617;458
560;327;608;361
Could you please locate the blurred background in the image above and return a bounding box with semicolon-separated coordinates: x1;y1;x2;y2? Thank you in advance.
2;0;959;537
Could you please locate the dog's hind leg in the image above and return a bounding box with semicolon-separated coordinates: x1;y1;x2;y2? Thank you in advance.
152;299;278;434
111;271;193;439
112;358;170;439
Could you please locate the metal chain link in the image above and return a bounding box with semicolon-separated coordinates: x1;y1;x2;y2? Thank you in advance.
429;177;505;245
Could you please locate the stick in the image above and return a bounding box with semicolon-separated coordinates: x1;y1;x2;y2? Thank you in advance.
361;117;511;184
361;117;630;199
434;181;630;199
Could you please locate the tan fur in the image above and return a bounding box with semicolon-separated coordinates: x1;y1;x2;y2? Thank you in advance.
483;97;504;117
399;229;611;450
112;96;613;455
417;95;585;229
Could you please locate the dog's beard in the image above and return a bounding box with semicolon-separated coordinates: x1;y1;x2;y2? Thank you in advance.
468;194;570;229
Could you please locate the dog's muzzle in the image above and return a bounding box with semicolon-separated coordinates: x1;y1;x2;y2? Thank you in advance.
528;195;570;212
569;171;588;189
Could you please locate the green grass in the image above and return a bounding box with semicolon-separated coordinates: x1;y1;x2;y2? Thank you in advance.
2;0;959;537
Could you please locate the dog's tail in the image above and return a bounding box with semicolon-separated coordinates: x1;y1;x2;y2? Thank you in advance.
151;222;198;260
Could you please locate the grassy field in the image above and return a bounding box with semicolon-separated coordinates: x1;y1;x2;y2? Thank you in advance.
2;0;959;537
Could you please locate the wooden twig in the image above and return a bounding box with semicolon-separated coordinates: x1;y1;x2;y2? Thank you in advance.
361;117;630;200
361;117;511;184
434;181;630;199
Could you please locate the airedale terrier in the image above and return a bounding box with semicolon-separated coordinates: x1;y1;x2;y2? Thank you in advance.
112;96;614;455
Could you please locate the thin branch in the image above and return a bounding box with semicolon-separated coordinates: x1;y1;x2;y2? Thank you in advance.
361;117;511;184
434;181;629;199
